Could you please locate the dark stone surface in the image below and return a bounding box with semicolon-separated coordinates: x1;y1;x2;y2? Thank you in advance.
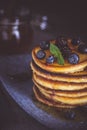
0;54;87;130
0;1;87;130
0;83;50;130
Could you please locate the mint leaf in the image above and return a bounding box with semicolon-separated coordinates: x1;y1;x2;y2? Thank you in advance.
50;43;64;65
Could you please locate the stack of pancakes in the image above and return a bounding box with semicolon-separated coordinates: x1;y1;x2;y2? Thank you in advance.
31;39;87;109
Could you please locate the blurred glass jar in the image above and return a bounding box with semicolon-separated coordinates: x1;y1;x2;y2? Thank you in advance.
0;6;33;55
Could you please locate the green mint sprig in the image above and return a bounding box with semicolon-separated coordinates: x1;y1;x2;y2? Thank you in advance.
50;43;64;65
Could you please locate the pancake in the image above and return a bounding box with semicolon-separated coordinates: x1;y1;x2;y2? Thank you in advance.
32;45;87;74
31;60;87;83
33;85;75;108
33;73;87;91
33;79;87;98
31;38;87;109
33;73;87;105
37;86;87;106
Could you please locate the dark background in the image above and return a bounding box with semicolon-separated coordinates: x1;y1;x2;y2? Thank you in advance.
0;0;87;36
0;0;87;41
0;0;87;130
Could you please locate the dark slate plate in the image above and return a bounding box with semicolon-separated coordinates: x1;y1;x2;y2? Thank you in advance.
0;55;87;130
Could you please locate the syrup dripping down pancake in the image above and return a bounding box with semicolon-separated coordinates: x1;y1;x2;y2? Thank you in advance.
31;38;87;109
33;85;75;109
33;79;87;98
31;60;87;83
32;45;87;74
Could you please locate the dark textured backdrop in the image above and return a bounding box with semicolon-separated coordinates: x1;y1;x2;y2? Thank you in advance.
0;1;87;130
0;0;87;40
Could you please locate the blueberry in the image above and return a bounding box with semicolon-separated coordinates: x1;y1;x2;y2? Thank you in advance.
46;55;55;64
78;44;87;54
56;37;71;59
36;50;46;59
56;37;67;48
40;41;50;50
62;46;71;57
68;53;79;64
72;38;81;46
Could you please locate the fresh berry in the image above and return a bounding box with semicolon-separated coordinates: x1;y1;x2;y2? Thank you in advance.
56;37;71;58
36;50;46;59
78;44;87;54
71;38;81;46
56;37;80;64
62;46;71;58
46;55;55;64
68;53;79;64
56;37;67;49
40;41;50;50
